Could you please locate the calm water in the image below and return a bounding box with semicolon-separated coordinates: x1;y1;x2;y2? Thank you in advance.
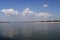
0;22;60;40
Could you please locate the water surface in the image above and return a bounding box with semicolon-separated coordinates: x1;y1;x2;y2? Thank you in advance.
0;22;60;40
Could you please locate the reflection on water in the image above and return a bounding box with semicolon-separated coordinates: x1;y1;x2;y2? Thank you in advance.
0;23;60;40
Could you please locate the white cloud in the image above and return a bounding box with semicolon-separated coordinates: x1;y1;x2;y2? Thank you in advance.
1;8;52;18
22;8;34;16
1;8;18;16
35;12;52;18
0;8;53;21
22;8;52;18
43;4;48;7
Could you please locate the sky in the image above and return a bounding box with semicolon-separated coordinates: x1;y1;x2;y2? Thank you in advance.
0;0;60;22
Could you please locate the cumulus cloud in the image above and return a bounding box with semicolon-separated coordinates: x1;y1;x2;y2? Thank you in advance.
22;8;34;16
35;12;52;18
43;4;48;7
22;8;52;18
0;8;53;21
1;8;52;18
1;8;18;16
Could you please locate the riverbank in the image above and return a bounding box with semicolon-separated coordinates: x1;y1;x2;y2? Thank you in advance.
33;22;60;24
0;22;60;23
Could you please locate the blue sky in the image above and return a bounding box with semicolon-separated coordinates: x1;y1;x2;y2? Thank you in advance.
0;0;60;22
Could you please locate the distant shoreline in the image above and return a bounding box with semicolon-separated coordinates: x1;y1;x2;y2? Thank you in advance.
0;21;60;23
32;22;60;23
